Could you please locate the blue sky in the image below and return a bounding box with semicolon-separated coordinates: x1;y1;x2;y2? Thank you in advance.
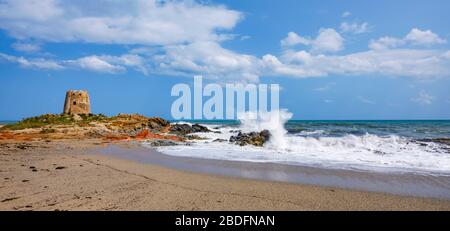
1;0;450;120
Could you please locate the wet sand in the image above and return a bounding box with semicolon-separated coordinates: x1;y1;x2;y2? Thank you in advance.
1;139;450;211
99;144;450;200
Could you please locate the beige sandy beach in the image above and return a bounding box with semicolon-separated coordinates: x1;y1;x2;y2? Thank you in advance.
1;139;450;211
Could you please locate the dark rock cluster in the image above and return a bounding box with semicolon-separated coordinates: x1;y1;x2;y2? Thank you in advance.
415;138;450;152
229;130;271;147
169;123;211;135
147;117;170;129
418;138;450;146
146;139;179;147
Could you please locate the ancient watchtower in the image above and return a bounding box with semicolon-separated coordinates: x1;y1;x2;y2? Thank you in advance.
63;90;91;114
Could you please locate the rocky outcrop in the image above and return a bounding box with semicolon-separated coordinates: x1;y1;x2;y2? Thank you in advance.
415;138;450;152
213;138;228;143
107;114;170;134
0;113;177;142
418;138;450;146
148;117;170;129
169;123;211;135
184;134;208;140
146;139;179;147
229;130;271;147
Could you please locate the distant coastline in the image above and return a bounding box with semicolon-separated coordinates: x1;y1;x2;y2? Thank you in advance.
3;118;450;125
169;119;450;124
0;120;17;125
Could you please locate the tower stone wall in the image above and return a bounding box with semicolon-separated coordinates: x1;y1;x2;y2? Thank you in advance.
63;90;91;115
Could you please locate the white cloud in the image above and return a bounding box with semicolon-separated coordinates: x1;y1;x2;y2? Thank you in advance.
0;0;241;45
0;0;63;22
11;42;41;53
357;96;376;104
66;56;125;74
281;29;344;53
444;51;450;59
3;41;450;80
314;82;336;91
0;1;449;81
0;53;150;74
405;28;447;46
64;54;149;74
340;22;370;34
281;50;313;64
370;28;446;50
0;0;249;78
411;91;434;105
312;29;344;53
270;48;450;78
240;35;251;41
261;54;324;78
280;32;311;47
8;41;443;79
99;54;148;75
369;37;404;50
0;53;62;70
342;11;351;18
154;41;261;81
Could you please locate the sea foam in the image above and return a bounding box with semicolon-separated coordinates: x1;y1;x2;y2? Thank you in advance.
238;110;292;149
151;112;450;175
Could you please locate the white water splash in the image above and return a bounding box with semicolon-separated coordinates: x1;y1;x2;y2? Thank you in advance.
150;112;450;175
238;109;293;149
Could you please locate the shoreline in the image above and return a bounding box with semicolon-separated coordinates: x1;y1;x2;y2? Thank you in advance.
98;143;450;200
1;139;450;210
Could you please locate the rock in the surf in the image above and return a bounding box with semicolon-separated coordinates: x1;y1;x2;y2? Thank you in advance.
418;138;450;146
229;130;271;147
169;123;211;135
146;139;179;147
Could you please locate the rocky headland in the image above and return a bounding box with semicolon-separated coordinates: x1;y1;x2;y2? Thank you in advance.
2;114;450;211
0;113;271;147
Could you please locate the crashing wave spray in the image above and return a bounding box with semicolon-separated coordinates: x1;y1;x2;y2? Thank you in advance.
238;109;293;149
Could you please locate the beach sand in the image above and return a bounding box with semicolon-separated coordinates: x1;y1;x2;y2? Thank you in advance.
1;139;450;211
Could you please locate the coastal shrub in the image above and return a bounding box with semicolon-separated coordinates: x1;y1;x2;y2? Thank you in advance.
0;113;169;131
1;114;74;130
0;113;108;130
79;113;109;123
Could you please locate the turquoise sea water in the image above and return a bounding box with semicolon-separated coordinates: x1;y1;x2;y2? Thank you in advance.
173;120;450;139
4;119;450;139
158;119;450;174
0;120;16;125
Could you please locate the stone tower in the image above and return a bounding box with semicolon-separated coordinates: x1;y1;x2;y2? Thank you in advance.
63;90;91;115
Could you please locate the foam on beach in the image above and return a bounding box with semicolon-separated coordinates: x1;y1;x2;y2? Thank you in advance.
148;112;450;175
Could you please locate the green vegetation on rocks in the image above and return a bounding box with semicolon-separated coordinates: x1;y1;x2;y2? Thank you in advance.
0;113;169;133
0;113;108;130
1;114;75;130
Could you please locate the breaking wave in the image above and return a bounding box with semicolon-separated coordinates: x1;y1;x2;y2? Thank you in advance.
149;112;450;175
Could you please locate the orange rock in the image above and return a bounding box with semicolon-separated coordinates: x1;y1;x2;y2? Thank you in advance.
134;129;150;139
133;129;183;141
0;132;37;141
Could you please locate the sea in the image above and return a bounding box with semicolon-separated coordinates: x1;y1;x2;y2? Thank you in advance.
3;117;450;176
0;120;16;125
149;115;450;176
